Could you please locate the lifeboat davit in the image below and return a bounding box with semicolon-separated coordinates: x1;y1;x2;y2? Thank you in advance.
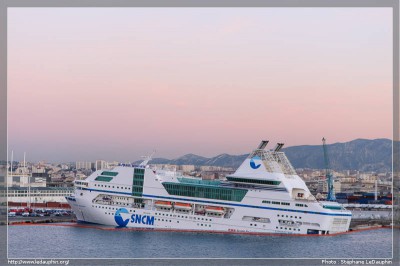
174;202;192;210
205;206;225;214
155;201;172;208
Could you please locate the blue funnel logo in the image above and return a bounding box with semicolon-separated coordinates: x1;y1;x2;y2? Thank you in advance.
114;208;130;227
250;157;261;169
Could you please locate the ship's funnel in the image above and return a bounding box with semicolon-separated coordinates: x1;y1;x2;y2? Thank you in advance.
256;140;269;150
274;143;284;152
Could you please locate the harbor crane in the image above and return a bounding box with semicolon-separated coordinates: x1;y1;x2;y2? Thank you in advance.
322;137;336;201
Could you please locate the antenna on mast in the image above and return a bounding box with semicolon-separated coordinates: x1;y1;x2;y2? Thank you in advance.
24;152;31;209
10;150;14;182
23;152;26;175
274;143;284;152
256;140;269;150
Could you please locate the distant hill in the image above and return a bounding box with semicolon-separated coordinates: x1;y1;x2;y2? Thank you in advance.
283;138;392;172
136;139;392;172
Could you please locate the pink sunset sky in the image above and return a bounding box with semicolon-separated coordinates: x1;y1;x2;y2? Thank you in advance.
8;8;392;162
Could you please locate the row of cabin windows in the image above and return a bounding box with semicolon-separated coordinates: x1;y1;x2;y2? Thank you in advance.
207;212;222;217
93;183;130;190
197;223;212;227
276;226;301;231
155;212;212;221
262;200;290;206
156;206;190;213
95;204;131;209
226;177;281;186
155;218;172;222
295;203;308;207
277;214;302;219
75;181;88;186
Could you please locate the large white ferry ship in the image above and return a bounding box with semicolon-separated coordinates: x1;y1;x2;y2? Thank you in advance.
66;141;351;235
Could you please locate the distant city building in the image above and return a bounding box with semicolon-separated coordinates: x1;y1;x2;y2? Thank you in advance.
3;187;73;203
75;173;87;180
7;173;29;187
179;165;195;172
60;164;70;170
200;166;224;171
95;160;109;171
340;176;357;183
32;166;45;174
76;161;92;170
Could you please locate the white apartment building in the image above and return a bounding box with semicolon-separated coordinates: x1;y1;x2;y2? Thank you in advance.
76;161;92;170
95;160;109;171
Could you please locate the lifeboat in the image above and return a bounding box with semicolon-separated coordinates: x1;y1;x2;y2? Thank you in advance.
174;202;192;210
154;201;173;208
205;206;225;214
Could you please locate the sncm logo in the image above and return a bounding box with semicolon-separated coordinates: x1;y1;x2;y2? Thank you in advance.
250;157;261;169
114;208;156;227
114;208;130;227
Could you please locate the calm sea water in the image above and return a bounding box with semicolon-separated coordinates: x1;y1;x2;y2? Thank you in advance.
8;224;394;259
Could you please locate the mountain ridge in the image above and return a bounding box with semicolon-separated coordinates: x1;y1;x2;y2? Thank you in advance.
136;138;392;172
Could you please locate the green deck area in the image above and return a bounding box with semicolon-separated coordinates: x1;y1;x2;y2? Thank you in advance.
162;181;247;202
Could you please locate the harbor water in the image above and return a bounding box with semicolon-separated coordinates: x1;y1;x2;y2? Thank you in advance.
8;224;394;259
